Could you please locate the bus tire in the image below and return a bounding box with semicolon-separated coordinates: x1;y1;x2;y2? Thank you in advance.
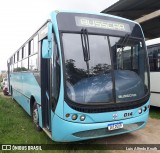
32;103;41;131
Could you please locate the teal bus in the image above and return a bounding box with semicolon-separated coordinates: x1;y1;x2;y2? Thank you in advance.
8;11;150;142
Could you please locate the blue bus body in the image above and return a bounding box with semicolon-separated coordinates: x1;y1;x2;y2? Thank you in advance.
8;11;150;142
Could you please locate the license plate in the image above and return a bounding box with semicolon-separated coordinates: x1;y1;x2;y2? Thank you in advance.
108;122;123;131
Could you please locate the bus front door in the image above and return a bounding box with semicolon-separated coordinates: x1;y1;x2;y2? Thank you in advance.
41;55;52;131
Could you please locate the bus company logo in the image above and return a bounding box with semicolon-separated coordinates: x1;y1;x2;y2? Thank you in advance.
75;16;131;32
2;145;11;150
118;94;137;99
113;114;118;120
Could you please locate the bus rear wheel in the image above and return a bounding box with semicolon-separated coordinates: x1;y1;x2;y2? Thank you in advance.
32;103;41;131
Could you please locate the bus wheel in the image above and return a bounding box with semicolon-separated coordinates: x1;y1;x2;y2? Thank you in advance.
32;103;41;131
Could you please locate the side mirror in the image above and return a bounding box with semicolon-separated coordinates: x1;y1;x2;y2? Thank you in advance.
42;22;53;59
42;39;52;58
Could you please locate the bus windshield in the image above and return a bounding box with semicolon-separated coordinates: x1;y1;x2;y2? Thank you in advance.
62;33;149;104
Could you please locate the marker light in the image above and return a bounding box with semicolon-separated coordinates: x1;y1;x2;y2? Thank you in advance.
72;114;78;120
66;114;70;118
138;108;142;114
80;115;85;121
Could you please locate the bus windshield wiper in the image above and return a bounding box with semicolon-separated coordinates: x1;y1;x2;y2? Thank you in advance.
81;29;90;76
115;34;130;69
121;34;130;48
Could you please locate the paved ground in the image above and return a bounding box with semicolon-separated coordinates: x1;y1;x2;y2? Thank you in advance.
94;118;160;152
94;118;160;144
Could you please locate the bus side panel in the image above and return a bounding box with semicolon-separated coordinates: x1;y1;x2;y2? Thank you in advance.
10;73;22;93
22;73;41;105
151;93;160;107
13;88;31;115
150;72;160;107
10;72;41;115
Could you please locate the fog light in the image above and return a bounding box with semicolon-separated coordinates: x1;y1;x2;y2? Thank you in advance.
80;115;85;121
138;108;142;114
72;114;78;120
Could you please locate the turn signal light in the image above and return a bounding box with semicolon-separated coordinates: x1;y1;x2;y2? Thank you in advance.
66;114;70;118
143;106;147;112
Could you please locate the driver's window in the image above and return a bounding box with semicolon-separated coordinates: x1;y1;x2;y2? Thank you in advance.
51;34;60;110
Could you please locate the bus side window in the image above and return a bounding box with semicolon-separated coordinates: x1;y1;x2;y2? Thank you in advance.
29;40;34;55
152;49;160;71
52;34;60;110
158;51;160;71
153;51;158;71
148;49;160;72
29;54;38;71
148;50;154;71
22;58;29;71
10;57;12;72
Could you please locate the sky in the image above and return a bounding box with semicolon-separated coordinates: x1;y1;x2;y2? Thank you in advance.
0;0;119;71
0;0;159;71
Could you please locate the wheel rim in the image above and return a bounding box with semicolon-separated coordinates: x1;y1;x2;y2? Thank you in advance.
33;108;38;125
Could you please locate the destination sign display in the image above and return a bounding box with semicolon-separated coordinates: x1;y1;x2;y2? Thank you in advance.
75;16;131;32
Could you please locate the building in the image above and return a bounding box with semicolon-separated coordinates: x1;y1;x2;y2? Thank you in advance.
101;0;160;39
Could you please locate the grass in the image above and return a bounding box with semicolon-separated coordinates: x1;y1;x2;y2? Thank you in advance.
0;90;159;153
0;95;52;144
0;94;110;153
0;75;2;91
149;106;160;119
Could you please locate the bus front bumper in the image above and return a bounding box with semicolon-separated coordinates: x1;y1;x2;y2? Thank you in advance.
52;111;149;142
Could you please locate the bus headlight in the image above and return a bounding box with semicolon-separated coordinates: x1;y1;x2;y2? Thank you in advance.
138;108;142;114
72;114;78;120
80;115;85;121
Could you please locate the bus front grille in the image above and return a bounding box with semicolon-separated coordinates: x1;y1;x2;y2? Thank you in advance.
72;122;144;138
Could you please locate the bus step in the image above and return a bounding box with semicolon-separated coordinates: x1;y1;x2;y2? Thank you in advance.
43;128;52;139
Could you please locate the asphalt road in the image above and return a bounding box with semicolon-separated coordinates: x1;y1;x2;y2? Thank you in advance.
94;117;160;144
